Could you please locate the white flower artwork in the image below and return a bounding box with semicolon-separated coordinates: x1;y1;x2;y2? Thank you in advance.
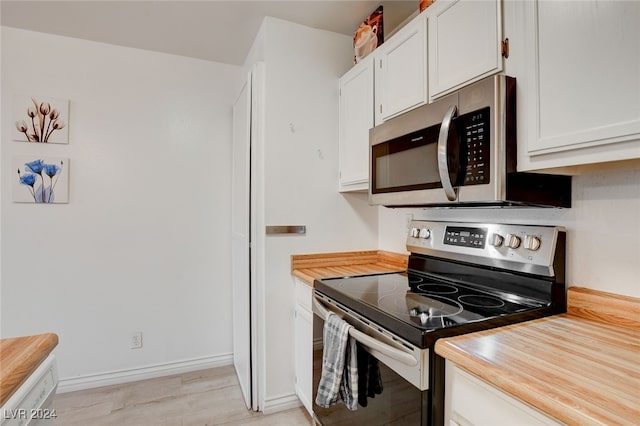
13;96;69;144
13;156;70;204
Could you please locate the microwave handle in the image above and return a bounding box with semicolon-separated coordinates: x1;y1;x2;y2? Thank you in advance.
437;105;458;202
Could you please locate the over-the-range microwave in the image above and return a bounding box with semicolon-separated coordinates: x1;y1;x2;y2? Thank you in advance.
369;75;571;208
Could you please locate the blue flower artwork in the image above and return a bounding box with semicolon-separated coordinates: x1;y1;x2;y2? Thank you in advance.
13;156;69;203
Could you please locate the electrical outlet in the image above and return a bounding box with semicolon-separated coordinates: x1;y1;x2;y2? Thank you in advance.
130;332;143;349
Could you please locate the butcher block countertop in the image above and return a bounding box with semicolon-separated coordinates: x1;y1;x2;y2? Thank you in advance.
291;250;408;286
0;333;58;406
435;287;640;425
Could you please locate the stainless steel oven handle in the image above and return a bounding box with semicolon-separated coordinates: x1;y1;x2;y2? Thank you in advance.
312;296;418;367
437;104;458;202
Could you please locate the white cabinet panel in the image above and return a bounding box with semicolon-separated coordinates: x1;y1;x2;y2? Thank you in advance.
293;278;313;415
519;0;640;169
375;13;428;125
428;0;503;100
339;56;374;192
445;362;562;426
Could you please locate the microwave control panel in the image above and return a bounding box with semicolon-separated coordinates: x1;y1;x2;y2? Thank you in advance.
461;107;490;185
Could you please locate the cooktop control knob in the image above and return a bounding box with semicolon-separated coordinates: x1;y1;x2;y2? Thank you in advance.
505;234;521;249
419;228;431;239
489;233;504;247
410;228;420;238
524;235;542;251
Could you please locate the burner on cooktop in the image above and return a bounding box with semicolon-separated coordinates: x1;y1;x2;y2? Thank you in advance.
458;294;505;309
408;276;424;285
416;283;459;295
378;292;463;323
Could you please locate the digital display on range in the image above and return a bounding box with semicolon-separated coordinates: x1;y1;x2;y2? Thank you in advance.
444;226;487;249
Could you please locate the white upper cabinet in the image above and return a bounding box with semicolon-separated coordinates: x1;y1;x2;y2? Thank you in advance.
428;0;503;100
374;13;428;125
339;56;374;192
515;0;640;170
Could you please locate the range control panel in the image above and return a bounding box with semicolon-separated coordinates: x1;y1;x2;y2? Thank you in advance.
406;220;565;276
444;226;487;249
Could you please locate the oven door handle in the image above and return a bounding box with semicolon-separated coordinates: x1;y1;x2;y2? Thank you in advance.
312;296;418;367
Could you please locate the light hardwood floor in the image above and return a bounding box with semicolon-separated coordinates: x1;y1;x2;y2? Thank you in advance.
53;365;312;425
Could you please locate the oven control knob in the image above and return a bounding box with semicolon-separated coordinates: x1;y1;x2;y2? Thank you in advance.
524;235;542;251
419;228;431;239
505;234;521;249
489;233;504;247
410;227;420;238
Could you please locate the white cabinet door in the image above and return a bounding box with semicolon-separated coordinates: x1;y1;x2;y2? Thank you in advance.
374;13;428;125
445;362;562;426
428;0;503;100
518;0;640;170
293;279;313;416
339;56;374;192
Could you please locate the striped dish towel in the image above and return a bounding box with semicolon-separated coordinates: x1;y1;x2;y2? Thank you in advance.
315;312;359;410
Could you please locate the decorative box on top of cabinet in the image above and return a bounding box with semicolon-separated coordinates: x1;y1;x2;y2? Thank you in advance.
445;361;562;426
374;12;428;126
427;0;504;101
514;0;640;171
338;55;374;192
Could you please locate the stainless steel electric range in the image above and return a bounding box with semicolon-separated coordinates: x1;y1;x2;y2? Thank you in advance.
312;220;566;426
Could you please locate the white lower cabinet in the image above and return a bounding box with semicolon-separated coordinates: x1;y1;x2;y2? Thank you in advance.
293;278;313;415
445;361;561;426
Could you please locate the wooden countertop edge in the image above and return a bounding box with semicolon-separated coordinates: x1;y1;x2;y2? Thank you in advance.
0;333;59;406
291;250;408;286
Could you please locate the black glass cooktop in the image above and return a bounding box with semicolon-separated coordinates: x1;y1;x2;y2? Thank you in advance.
314;271;556;348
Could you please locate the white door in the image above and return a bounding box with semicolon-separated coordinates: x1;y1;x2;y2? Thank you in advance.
231;72;252;409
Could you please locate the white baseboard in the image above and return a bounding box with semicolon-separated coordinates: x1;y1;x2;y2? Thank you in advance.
57;353;233;394
262;392;302;414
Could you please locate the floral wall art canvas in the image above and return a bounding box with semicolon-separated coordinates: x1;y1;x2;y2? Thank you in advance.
13;156;69;203
13;96;69;144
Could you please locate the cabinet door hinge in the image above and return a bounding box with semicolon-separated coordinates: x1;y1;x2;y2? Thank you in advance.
379;104;383;114
379;59;383;69
501;38;510;58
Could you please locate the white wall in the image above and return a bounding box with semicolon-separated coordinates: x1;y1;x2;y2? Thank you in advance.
378;163;640;298
1;27;243;385
247;17;379;409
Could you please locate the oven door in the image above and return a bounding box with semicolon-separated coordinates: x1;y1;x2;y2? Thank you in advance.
312;293;430;425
